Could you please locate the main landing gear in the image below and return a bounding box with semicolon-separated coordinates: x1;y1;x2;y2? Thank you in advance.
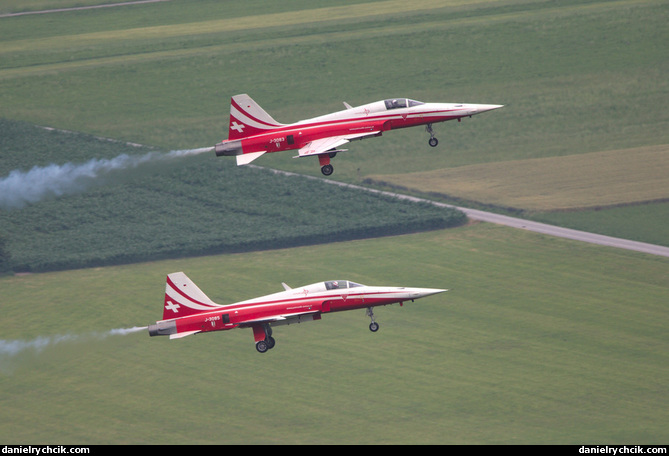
366;307;379;332
319;151;337;176
426;123;439;147
254;324;276;353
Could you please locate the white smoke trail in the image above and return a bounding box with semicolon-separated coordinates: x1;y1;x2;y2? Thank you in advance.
0;147;213;210
107;326;148;336
0;326;147;373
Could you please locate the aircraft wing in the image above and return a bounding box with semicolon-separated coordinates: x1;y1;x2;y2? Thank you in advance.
297;137;350;157
296;131;380;157
238;309;321;327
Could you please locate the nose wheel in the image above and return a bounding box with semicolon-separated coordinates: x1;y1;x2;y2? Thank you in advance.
366;307;379;332
426;124;439;147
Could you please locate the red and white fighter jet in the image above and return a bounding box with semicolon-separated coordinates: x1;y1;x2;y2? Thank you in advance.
215;94;502;175
149;272;446;353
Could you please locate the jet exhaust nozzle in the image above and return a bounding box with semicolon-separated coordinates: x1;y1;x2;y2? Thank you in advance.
214;140;243;157
148;320;177;337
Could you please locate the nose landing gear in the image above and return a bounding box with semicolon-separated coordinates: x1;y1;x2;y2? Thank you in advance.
366;307;379;332
426;123;439;147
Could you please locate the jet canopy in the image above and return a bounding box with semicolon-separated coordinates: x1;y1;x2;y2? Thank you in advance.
324;280;365;290
384;98;425;110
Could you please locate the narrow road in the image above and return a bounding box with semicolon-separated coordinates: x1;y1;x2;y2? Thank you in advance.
457;207;669;258
0;0;168;18
256;166;669;258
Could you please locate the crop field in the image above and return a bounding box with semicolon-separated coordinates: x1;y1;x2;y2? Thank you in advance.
0;118;462;272
1;0;668;444
1;226;668;444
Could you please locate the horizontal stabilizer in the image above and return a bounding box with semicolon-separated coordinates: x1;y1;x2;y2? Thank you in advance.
236;151;266;165
170;330;201;339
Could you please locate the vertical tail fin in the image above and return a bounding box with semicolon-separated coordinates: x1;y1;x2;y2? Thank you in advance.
228;94;284;140
162;272;224;320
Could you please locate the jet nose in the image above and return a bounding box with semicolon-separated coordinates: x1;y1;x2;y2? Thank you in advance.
408;288;448;299
467;104;504;115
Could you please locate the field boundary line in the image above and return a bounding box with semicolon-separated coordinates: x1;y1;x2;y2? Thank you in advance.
2;0;662;80
252;165;669;258
0;0;169;18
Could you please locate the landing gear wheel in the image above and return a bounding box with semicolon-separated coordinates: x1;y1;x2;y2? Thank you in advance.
266;336;276;350
366;307;379;332
321;164;334;176
426;123;438;147
256;340;268;353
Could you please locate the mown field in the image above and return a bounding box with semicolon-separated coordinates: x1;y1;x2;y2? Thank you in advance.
1;226;667;444
368;145;669;212
1;0;668;445
1;0;667;244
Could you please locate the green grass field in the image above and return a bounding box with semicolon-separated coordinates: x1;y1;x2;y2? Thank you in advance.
1;0;667;159
1;0;667;244
1;0;668;444
1;226;667;444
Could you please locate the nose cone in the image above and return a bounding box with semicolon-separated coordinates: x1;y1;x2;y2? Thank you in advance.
467;104;504;115
407;288;448;299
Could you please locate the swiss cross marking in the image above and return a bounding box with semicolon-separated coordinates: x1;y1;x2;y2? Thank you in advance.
230;121;245;133
165;300;180;313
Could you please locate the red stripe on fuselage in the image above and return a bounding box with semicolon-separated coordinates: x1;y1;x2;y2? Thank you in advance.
164;289;402;326
284;108;459;134
237;109;460;153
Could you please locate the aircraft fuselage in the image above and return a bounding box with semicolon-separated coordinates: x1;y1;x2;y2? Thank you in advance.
149;274;446;353
214;95;502;175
